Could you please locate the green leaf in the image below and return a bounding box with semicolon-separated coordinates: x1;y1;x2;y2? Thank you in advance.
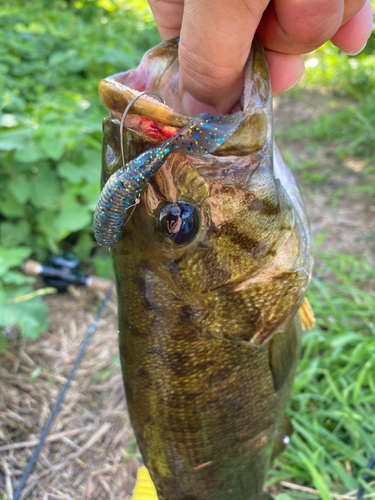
39;131;65;161
55;192;92;238
0;246;31;275
38;209;59;242
14;143;48;163
0;127;30;151
0;220;31;248
80;182;100;210
0;305;18;327
9;175;32;203
58;151;101;185
75;231;94;261
30;164;60;208
6;297;48;339
0;191;26;217
57;161;83;184
2;271;35;285
80;162;99;182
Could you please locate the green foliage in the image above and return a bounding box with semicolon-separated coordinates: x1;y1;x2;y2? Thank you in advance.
284;21;375;185
0;0;159;344
267;252;375;497
0;245;49;350
0;0;159;259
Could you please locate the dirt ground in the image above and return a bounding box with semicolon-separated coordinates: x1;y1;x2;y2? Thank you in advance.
274;91;375;267
0;90;374;500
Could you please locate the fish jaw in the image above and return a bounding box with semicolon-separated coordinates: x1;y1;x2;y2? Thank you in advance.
99;37;271;158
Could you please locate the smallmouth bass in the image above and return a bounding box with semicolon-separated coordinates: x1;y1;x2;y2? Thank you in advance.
98;38;313;500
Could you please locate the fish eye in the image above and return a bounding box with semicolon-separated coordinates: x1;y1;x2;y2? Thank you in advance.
159;202;199;245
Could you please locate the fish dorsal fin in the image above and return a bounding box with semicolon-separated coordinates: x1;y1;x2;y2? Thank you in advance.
299;296;316;330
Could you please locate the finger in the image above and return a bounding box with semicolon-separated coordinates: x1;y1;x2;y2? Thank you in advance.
258;0;345;54
342;0;367;24
265;50;305;96
147;0;184;40
178;0;270;114
331;0;374;54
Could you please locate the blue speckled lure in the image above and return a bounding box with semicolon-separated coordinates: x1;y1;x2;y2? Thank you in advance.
94;111;242;247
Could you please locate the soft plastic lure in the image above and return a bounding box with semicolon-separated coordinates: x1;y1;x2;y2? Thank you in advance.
94;111;242;247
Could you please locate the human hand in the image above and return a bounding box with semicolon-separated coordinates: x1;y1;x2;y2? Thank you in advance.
147;0;374;114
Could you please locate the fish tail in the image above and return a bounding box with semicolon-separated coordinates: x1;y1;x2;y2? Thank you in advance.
132;466;158;500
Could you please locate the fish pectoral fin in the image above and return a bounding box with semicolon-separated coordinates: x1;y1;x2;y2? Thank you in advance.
268;320;300;392
299;296;315;331
132;466;159;500
270;414;294;462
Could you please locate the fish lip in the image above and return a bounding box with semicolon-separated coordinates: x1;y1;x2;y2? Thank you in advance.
99;77;191;127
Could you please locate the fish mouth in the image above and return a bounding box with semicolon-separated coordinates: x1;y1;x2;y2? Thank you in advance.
99;78;190;129
99;79;187;142
99;39;189;144
98;37;271;158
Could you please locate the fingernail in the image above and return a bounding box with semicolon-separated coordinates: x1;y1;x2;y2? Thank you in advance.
342;41;367;56
181;91;218;116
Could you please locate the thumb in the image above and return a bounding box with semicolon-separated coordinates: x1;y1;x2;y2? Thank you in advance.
178;0;269;115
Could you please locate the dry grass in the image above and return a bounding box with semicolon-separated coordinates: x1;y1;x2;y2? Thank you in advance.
0;289;139;500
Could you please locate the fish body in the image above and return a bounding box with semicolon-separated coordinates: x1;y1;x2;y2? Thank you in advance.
99;38;313;500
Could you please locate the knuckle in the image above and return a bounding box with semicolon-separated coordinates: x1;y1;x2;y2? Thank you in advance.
179;44;238;95
285;2;344;50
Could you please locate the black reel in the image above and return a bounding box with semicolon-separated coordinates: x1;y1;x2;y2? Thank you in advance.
41;253;89;292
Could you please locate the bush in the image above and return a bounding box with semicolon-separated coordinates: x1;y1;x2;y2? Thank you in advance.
0;0;159;344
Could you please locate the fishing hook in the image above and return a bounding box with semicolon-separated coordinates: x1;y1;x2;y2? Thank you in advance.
119;90;166;170
118;91;166;227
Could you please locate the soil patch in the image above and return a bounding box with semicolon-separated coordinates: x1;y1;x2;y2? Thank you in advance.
274;90;375;266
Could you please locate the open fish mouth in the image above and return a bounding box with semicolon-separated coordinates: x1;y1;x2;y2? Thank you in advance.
98;37;270;157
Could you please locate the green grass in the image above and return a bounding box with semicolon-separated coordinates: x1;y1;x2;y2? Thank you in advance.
270;19;375;495
267;253;375;499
